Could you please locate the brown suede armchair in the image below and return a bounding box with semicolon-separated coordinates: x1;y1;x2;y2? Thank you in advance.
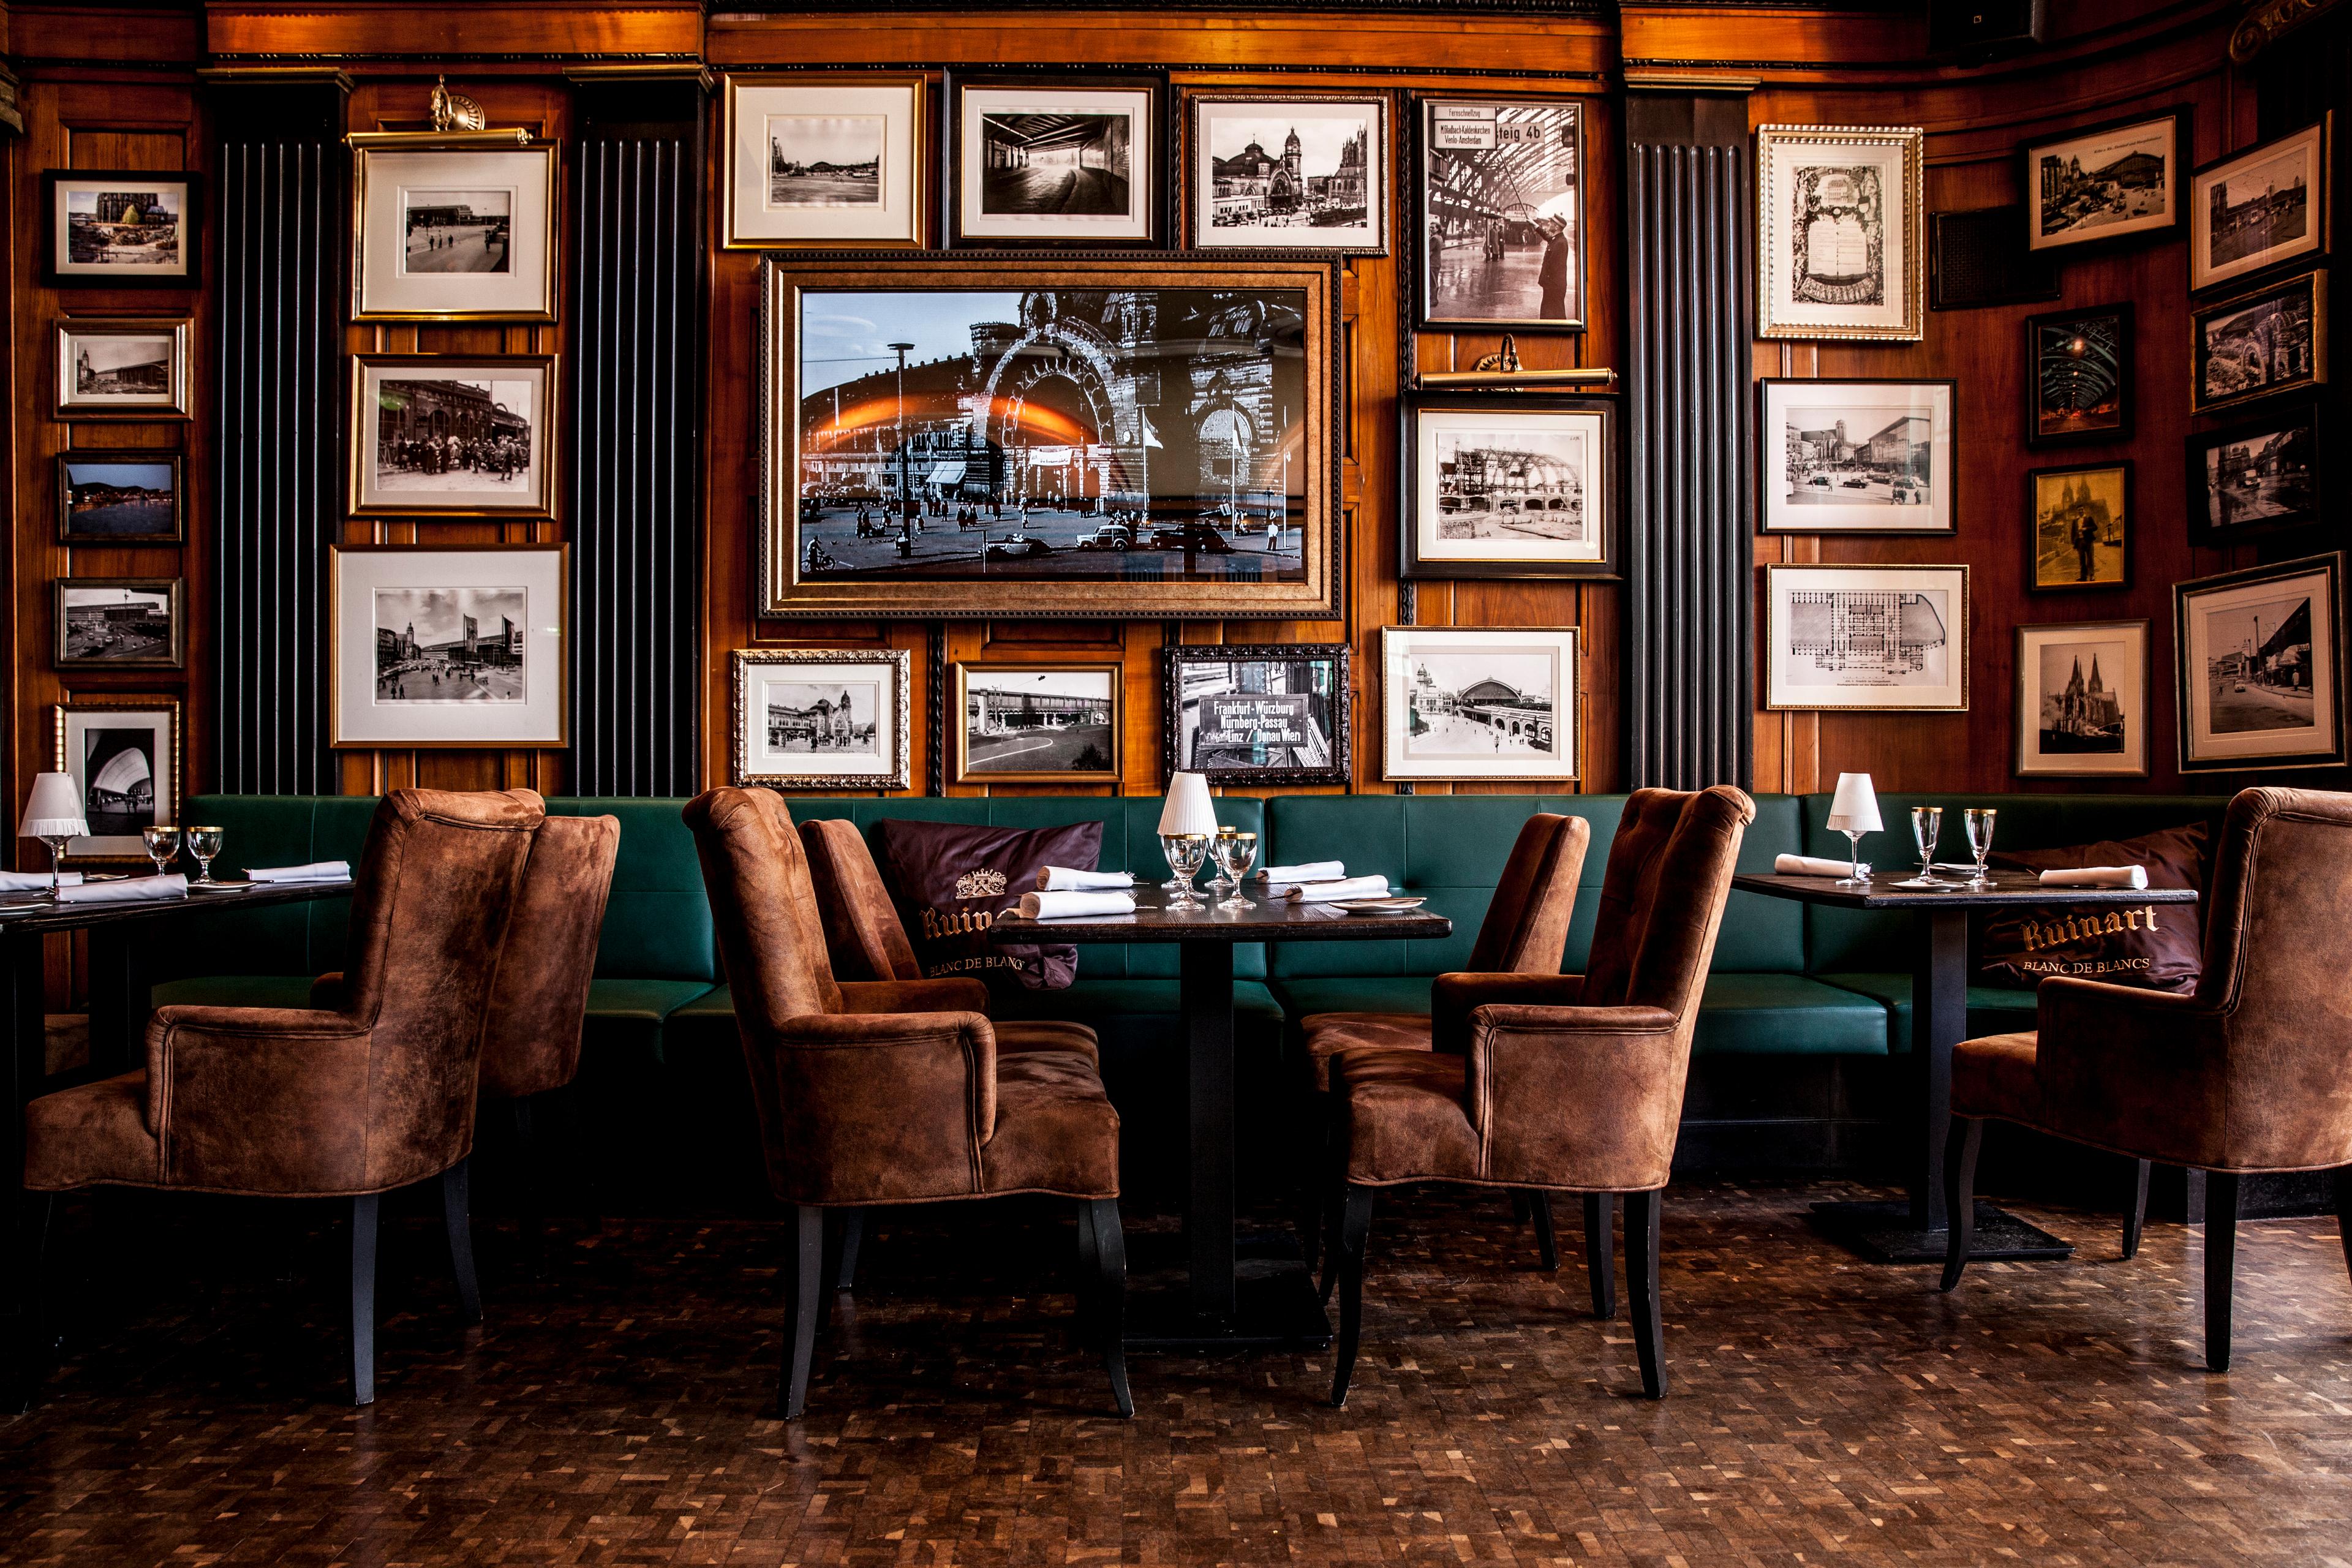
1322;786;1754;1404
1941;786;2352;1372
686;788;1130;1419
22;788;544;1404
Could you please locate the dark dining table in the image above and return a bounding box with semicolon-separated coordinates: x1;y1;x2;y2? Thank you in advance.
990;887;1450;1352
1730;867;2199;1263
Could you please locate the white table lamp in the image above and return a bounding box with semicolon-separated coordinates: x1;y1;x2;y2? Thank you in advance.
18;772;89;900
1825;772;1882;887
1158;772;1220;896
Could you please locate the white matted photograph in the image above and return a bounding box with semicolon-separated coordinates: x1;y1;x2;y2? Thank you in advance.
349;354;556;519
956;82;1158;244
1419;97;1583;330
1381;625;1579;783
1758;125;1923;341
55;318;189;420
54;699;179;861
732;649;911;789
1760;379;1953;534
2191;116;2329;293
2175;552;2345;774
954;663;1121;784
1190;96;1385;252
43;172;198;287
2026;110;2185;255
725;77;925;247
2015;620;2149;778
352;138;556;322
1404;397;1613;577
1764;563;1969;711
330;546;567;748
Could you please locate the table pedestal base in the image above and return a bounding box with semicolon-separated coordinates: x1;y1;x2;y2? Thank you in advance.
1809;1198;2075;1264
1119;1229;1331;1353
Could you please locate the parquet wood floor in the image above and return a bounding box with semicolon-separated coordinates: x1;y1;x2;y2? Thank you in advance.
3;1180;2350;1567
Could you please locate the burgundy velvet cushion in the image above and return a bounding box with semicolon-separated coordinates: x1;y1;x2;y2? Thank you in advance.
872;817;1103;992
1978;822;2210;992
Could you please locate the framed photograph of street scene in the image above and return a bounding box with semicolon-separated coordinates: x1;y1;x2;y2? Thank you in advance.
1417;96;1583;331
54;579;184;672
55;451;183;543
1757;378;1953;534
349;353;556;519
1757;124;1924;341
724;75;928;249
2192;270;2328;415
758;253;1339;620
952;663;1122;785
2024;108;2187;255
42;170;199;288
328;545;568;748
53;698;180;862
2188;399;2321;545
54;318;189;420
1380;625;1578;784
2190;115;2329;294
1763;563;1969;712
1403;394;1614;578
350;133;559;322
2026;304;2134;447
2027;461;2131;593
952;77;1162;246
2175;551;2346;774
2015;620;2150;779
1188;94;1386;254
731;648;911;790
1163;643;1349;786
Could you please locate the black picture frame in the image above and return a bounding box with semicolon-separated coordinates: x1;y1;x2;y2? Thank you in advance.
1755;377;1958;536
53;576;186;671
2021;105;2190;257
55;449;184;544
41;170;202;290
2192;269;2329;415
2174;550;2348;775
1161;642;1351;786
1411;92;1586;333
2187;399;2322;545
2189;112;2332;295
2026;459;2133;594
2025;303;2135;448
945;70;1169;249
1401;391;1618;578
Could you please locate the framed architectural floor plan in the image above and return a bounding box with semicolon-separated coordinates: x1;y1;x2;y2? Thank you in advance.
1763;562;1969;711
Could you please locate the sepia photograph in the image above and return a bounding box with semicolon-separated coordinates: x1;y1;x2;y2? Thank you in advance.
768;116;883;206
2027;304;2133;446
55;318;189;419
1758;379;1953;533
2190;116;2329;292
2188;402;2320;543
1192;96;1384;252
55;579;183;671
956;83;1158;243
956;664;1121;783
1758;126;1922;341
331;545;567;747
44;172;198;285
2016;620;2149;778
55;700;179;860
2192;271;2328;414
401;189;511;273
2026;110;2185;253
350;355;555;518
1405;398;1613;577
731;649;910;788
1765;564;1969;710
1381;626;1578;782
2175;552;2344;772
372;587;527;704
2029;462;2131;592
1164;645;1347;785
56;453;182;543
1419;97;1581;329
726;78;924;247
352;140;556;321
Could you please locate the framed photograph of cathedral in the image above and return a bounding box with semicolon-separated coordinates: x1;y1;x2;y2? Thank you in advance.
2027;461;2132;592
1757;124;1923;341
1186;93;1386;253
1415;96;1583;331
348;353;557;520
2015;620;2149;778
756;252;1341;620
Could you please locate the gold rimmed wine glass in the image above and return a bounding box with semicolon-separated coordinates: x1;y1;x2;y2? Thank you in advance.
1163;834;1210;911
1213;831;1258;911
184;824;225;886
141;824;181;881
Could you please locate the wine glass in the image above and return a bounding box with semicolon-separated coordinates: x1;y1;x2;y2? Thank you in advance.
184;824;225;886
1964;808;1998;888
1910;806;1944;886
141;825;181;880
1206;826;1239;894
1213;831;1258;911
1163;834;1210;911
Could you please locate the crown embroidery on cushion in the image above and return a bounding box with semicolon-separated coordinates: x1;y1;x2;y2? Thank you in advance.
954;869;1009;900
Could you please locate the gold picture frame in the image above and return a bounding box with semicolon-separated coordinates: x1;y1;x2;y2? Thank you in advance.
723;73;930;250
348;353;559;520
55;317;191;421
53;696;183;863
328;544;570;749
1757;124;1925;342
731;648;913;790
951;661;1123;784
350;130;559;323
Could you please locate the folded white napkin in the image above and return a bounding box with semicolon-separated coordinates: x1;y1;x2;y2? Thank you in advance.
0;870;83;892
1774;854;1858;878
1256;860;1344;884
2040;865;2147;889
58;873;187;905
1035;866;1133;892
1285;875;1392;903
245;861;352;884
1017;890;1137;920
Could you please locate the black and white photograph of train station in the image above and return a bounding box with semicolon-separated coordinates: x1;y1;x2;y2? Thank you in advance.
793;286;1310;582
1431;428;1586;541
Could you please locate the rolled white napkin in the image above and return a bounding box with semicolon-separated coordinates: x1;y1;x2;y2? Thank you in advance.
245;861;353;884
1256;860;1344;884
1285;875;1393;903
58;873;187;905
1017;890;1137;920
1035;866;1133;892
1774;854;1858;878
2040;865;2147;890
0;870;83;892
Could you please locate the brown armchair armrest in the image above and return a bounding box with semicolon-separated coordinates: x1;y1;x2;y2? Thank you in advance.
1463;1001;1686;1191
837;976;992;1017
143;1006;376;1183
2030;976;2228;1144
755;1009;1001;1204
1430;971;1585;1057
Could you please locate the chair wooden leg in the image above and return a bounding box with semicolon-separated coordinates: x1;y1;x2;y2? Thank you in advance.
1583;1193;1616;1319
1298;1093;1332;1278
2122;1159;2153;1261
2205;1170;2240;1373
834;1208;865;1292
1329;1184;1375;1408
350;1193;380;1407
778;1205;824;1419
1084;1198;1132;1419
1523;1191;1559;1271
1939;1117;1985;1292
1625;1189;1666;1400
441;1158;482;1324
15;1194;60;1411
2335;1166;2352;1287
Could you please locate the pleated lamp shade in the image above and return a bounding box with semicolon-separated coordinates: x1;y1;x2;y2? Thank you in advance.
18;772;88;840
1157;772;1220;838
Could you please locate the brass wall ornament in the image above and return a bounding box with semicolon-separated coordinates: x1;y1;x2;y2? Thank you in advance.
2231;0;2345;64
430;75;488;134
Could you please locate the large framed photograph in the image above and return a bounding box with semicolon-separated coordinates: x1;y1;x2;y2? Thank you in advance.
758;253;1338;620
2028;461;2131;593
1757;124;1924;341
55;318;189;420
42;171;199;287
2190;115;2329;293
1164;643;1349;786
329;545;568;748
350;133;558;322
731;648;911;790
1188;94;1385;253
2026;304;2133;447
2175;552;2346;774
1403;393;1614;578
952;663;1121;785
349;353;556;519
724;74;928;249
1380;625;1578;784
1758;378;1953;534
1417;96;1583;331
2025;108;2187;255
2192;271;2328;415
56;450;183;543
2188;399;2320;544
54;578;184;671
53;698;180;862
952;78;1161;246
1763;563;1969;712
2016;620;2150;779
